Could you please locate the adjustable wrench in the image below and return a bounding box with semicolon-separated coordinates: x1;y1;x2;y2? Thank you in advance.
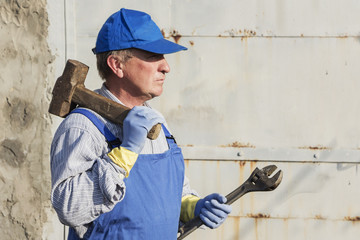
177;165;283;239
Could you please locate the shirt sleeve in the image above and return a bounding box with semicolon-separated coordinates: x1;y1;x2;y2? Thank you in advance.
50;124;126;228
182;175;199;198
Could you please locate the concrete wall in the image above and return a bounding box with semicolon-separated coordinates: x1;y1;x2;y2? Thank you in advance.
0;0;60;239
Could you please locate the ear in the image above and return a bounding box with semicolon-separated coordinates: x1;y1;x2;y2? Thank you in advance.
107;55;124;78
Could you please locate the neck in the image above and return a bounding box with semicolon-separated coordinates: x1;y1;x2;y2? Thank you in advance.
104;80;148;108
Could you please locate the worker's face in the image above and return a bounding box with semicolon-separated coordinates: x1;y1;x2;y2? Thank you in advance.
121;49;170;101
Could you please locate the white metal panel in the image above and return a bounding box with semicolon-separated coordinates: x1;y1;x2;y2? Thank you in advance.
72;34;360;151
47;0;360;239
168;0;360;37
72;0;360;38
65;1;360;150
184;160;360;240
181;146;360;163
162;36;360;150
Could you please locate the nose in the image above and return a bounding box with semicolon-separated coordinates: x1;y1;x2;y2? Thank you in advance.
159;57;170;74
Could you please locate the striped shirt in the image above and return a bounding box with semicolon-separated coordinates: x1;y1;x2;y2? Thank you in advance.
50;84;197;237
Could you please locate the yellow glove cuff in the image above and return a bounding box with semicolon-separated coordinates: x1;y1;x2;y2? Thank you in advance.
107;146;138;178
180;195;200;223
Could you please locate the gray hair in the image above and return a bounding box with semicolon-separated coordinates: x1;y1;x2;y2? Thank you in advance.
96;49;134;80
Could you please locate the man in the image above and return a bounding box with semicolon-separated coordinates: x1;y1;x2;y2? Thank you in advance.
50;8;231;239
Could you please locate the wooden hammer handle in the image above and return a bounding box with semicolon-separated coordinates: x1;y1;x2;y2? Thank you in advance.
73;87;162;140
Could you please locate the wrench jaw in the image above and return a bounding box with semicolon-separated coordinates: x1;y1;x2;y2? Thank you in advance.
249;165;283;192
269;170;283;190
262;165;278;176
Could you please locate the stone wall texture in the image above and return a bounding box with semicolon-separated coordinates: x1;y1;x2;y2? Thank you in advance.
0;0;55;239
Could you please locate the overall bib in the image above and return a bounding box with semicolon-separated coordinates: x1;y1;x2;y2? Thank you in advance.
68;109;185;239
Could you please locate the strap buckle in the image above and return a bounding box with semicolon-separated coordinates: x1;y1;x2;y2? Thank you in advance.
166;135;177;144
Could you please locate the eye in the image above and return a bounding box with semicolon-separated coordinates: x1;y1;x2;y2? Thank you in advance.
148;54;164;60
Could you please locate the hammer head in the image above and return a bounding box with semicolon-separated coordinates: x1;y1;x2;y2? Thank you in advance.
49;60;89;117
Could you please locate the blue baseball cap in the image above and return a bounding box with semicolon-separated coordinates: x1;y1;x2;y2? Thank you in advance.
92;8;187;54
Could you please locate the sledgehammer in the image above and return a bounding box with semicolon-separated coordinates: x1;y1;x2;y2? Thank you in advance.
48;59;161;140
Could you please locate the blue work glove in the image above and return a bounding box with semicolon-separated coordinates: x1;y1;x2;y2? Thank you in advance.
121;106;165;154
194;193;232;229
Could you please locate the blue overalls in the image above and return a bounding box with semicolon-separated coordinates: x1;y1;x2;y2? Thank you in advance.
68;108;185;239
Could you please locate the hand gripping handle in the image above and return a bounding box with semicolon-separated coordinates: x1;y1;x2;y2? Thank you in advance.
177;165;283;239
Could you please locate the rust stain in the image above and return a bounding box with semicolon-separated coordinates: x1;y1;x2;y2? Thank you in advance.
220;141;256;148
315;214;325;220
218;29;257;38
160;29;166;38
233;216;240;239
244;29;256;36
238;161;246;167
249;161;259;212
283;218;289;239
254;218;258;240
184;159;190;169
250;161;258;171
238;161;245;204
345;216;360;221
238;161;245;214
189;40;194;46
170;30;182;44
299;145;329;150
247;213;271;218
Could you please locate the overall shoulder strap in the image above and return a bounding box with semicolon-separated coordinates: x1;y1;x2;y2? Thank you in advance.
161;124;177;144
70;108;121;149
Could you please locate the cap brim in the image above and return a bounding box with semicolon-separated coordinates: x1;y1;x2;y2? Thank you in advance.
134;38;187;54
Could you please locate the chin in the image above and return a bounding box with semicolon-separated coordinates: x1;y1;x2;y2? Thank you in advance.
150;89;163;98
